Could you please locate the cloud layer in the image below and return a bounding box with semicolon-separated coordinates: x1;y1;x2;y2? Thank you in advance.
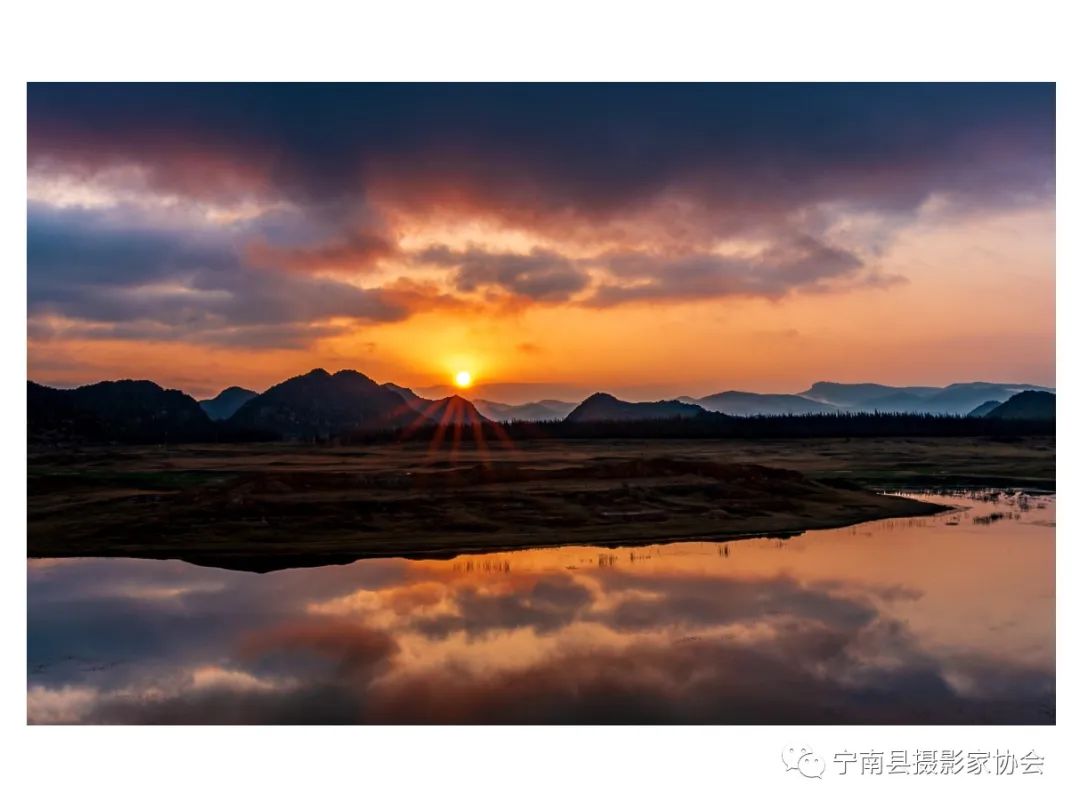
27;519;1055;724
27;83;1055;353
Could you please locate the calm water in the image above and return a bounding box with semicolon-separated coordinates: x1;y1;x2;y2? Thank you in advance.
27;491;1055;724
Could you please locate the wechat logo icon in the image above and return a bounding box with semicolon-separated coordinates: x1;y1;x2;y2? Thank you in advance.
782;746;825;778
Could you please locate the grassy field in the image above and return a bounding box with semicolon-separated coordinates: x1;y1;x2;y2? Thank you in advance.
27;436;1053;570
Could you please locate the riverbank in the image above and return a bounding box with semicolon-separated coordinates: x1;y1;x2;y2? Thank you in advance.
30;437;1037;571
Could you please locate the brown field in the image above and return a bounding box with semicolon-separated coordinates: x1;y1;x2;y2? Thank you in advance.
28;436;1053;571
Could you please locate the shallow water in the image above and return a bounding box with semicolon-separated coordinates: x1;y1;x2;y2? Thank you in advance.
27;491;1055;724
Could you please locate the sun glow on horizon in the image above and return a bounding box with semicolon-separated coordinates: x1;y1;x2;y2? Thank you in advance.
454;370;473;388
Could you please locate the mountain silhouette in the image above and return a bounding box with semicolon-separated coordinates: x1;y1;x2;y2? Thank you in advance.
565;393;705;422
380;384;491;427
685;391;837;416
227;369;418;439
473;398;577;422
382;382;433;408
915;383;1054;415
799;382;940;408
984;391;1055;420
28;372;1057;443
799;380;1054;414
29;379;217;442
199;386;257;420
967;400;1003;417
410;394;491;428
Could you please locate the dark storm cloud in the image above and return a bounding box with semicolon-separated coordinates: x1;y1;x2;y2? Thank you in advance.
28;83;1055;217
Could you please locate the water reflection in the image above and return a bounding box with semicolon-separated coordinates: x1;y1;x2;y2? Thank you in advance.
27;492;1055;724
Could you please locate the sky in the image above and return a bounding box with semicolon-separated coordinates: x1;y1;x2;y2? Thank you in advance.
27;83;1055;402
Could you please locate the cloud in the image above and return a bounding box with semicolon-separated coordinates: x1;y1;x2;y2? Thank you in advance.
408;234;889;308
411;575;593;639
25;84;1054;349
244;230;398;275
420;245;591;302
28;555;1054;724
29;84;1054;223
585;235;885;306
27;204;422;348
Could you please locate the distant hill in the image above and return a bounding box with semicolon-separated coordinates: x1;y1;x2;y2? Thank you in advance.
417;381;593;404
417;395;490;428
985;391;1055;420
968;400;1003;417
800;380;1054;414
916;383;1053;415
473;398;577;422
800;382;940;409
227;369;419;439
29;379;218;442
857;391;941;412
199;386;257;421
686;391;837;416
382;382;433;409
565;393;705;423
382;384;493;427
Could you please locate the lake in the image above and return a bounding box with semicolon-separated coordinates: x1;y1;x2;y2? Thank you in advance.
27;491;1054;724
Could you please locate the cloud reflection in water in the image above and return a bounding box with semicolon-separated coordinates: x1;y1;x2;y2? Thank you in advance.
27;493;1055;723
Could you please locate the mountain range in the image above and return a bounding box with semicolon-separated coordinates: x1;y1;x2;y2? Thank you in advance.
797;381;1054;415
28;371;1055;443
472;398;577;422
680;391;838;416
29;379;225;443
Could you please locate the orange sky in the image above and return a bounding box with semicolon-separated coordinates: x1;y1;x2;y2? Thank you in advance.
27;201;1054;401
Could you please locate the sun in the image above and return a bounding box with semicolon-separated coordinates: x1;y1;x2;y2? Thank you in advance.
454;370;473;388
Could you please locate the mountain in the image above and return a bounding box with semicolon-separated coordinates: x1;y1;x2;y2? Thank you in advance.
798;380;1054;414
199;386;257;420
686;391;837;416
968;400;1003;417
29;379;218;442
856;391;942;413
472;398;577;422
227;369;419;439
382;384;491;427
417;395;491;428
565;393;706;423
916;383;1055;415
799;382;941;409
984;391;1055;420
382;382;433;409
416;381;593;404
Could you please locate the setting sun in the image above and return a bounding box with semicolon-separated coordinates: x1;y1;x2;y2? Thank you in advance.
454;370;473;388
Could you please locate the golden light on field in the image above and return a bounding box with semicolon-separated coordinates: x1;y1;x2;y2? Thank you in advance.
454;370;473;388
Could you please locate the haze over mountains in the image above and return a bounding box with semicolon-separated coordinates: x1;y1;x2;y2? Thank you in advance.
679;391;837;416
28;369;1055;444
797;381;1054;416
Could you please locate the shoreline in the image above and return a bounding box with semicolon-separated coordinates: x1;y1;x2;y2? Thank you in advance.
28;437;1050;573
29;490;948;573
